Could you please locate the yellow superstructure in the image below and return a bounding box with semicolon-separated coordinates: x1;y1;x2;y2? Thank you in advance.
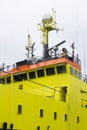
0;9;87;130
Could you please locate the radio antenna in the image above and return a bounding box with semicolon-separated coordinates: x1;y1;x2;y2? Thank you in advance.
25;34;32;60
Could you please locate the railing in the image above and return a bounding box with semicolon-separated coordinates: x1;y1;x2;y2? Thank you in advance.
48;50;81;65
23;80;67;101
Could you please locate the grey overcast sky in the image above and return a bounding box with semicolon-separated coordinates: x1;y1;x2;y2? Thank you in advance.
0;0;87;74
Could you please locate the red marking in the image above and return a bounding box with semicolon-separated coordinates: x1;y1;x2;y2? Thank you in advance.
0;58;81;76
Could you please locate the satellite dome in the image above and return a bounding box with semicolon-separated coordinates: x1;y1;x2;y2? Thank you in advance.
42;14;52;24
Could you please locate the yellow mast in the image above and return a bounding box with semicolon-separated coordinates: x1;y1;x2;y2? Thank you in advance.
38;8;57;59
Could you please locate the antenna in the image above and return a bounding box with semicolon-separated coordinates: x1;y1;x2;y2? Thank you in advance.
0;63;5;72
25;34;32;60
71;42;75;60
30;42;36;58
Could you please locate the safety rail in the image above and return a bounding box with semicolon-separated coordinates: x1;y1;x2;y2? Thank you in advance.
22;80;67;102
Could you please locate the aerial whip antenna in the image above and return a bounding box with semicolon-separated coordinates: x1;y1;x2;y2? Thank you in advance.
25;34;32;60
71;42;75;61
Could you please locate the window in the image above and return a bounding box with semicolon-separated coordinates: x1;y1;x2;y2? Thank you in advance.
64;114;67;121
81;98;87;108
40;109;44;117
3;122;7;129
46;67;55;76
18;105;22;114
29;71;36;79
37;69;44;77
0;78;5;84
61;87;67;102
10;123;13;130
85;105;87;108
37;126;40;130
18;84;23;90
75;69;77;76
6;77;11;84
54;112;57;120
77;116;80;123
56;65;66;74
80;90;87;94
47;126;50;130
14;73;27;82
78;72;81;79
70;66;74;75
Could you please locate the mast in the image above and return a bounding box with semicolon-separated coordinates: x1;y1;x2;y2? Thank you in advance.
37;8;57;59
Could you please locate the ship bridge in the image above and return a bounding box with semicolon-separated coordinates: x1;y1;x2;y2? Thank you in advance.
0;8;81;100
0;49;81;84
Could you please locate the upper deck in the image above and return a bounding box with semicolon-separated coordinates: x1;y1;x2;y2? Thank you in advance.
0;51;81;85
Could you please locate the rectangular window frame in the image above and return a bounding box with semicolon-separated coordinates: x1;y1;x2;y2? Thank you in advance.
64;114;67;121
46;67;55;76
6;76;11;84
54;112;57;120
14;72;27;82
18;104;22;114
0;78;5;84
56;64;66;74
40;109;44;117
77;116;80;123
29;71;36;79
37;69;45;77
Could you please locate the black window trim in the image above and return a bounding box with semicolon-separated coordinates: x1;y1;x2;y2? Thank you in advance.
46;67;55;76
56;64;66;74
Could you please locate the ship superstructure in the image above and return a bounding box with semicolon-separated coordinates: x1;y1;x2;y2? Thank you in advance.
0;9;87;130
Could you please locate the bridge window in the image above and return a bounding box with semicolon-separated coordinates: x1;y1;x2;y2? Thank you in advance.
56;65;66;74
46;67;55;76
0;78;5;84
29;71;36;79
14;73;27;82
70;66;81;79
78;72;81;79
37;69;44;77
6;77;11;84
75;69;77;76
70;66;74;75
